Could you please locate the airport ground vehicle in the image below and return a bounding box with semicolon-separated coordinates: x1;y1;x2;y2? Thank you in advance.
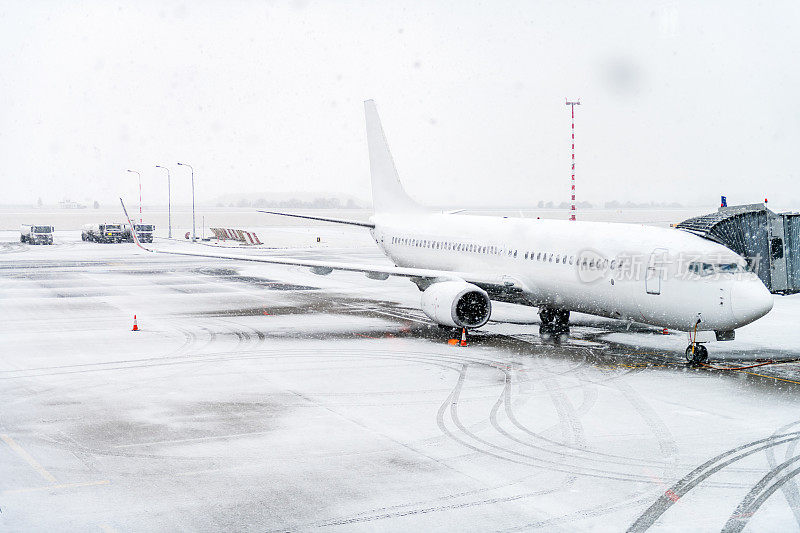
81;223;124;243
20;224;54;245
123;224;155;243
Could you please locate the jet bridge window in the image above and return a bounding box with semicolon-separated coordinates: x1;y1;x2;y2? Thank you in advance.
771;238;784;260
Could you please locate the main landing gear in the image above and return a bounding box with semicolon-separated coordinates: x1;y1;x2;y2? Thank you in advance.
539;307;570;343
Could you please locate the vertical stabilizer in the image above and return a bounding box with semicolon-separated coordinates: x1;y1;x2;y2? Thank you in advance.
364;100;423;213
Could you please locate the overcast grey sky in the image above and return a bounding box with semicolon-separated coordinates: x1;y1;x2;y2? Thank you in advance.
1;1;798;208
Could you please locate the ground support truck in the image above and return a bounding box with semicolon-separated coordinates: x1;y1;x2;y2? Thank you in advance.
82;223;125;243
123;224;155;243
20;224;54;245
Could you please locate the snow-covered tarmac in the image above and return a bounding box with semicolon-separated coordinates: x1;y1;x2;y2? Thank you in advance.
1;230;800;531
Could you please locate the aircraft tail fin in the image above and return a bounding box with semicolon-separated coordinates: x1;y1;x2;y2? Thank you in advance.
364;100;424;214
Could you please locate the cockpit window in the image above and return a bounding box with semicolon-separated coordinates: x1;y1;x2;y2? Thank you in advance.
688;261;745;276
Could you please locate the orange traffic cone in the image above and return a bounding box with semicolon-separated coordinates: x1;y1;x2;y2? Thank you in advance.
460;328;467;347
132;315;139;331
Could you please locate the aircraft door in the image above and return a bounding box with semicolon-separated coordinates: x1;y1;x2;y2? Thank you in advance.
645;249;668;295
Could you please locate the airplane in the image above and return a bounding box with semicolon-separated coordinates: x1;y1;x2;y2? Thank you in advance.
121;99;773;365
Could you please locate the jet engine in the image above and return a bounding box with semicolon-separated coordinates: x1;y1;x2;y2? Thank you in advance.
420;281;492;328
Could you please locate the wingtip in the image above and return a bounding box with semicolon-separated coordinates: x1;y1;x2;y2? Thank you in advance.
119;197;152;252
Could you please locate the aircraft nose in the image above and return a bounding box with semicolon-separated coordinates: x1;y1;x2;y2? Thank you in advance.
731;280;773;325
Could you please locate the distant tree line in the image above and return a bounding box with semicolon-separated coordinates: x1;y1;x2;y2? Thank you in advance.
217;197;362;209
602;200;684;209
535;200;683;209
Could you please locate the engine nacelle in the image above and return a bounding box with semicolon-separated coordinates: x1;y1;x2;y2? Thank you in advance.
420;281;492;329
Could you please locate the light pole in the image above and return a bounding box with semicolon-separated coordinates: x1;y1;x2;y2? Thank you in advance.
565;98;580;221
126;169;142;223
176;162;195;242
155;165;172;239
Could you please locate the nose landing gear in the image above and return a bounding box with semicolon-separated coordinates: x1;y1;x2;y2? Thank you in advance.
539;307;570;343
685;318;708;365
685;343;708;365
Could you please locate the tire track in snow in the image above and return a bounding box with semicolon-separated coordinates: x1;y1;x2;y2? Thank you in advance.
436;364;659;483
723;453;800;532
764;420;800;528
627;430;800;532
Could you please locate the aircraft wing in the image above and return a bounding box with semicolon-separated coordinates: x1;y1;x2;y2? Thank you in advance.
147;245;523;288
119;199;527;294
255;210;375;228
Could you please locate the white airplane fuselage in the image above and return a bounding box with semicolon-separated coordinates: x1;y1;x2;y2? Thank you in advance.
370;212;773;333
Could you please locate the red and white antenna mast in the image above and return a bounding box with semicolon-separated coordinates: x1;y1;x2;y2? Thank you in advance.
565;98;580;221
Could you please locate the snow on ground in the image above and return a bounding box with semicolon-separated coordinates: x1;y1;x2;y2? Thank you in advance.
1;229;800;532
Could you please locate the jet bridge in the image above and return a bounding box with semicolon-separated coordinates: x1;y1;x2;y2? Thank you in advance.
676;203;800;294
